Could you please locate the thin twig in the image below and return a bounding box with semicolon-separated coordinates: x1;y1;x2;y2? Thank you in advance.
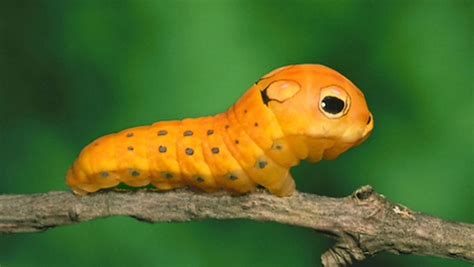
0;186;472;266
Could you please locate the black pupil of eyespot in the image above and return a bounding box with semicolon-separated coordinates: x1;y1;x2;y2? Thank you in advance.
321;96;345;114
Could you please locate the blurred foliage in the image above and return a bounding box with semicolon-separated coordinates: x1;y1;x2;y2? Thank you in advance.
0;1;472;266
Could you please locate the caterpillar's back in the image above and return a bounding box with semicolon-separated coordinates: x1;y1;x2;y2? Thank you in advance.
67;64;374;197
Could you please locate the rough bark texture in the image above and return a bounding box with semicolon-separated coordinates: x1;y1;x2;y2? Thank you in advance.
0;186;472;266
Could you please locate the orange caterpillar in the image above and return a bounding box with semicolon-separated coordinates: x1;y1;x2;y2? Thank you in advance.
67;64;374;197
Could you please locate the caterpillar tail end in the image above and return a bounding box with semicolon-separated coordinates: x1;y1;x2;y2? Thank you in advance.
66;163;121;196
67;166;112;196
66;167;89;196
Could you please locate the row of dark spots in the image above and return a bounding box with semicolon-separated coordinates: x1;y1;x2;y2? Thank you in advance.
100;170;140;178
127;141;240;153
126;139;258;155
100;170;172;179
195;173;239;183
100;170;175;180
156;145;223;155
123;151;266;172
152;111;257;138
157;129;219;137
196;173;239;182
99;170;178;181
129;145;220;155
154;124;257;139
99;170;238;184
99;172;235;183
177;173;237;182
99;170;237;184
192;174;239;182
157;129;195;137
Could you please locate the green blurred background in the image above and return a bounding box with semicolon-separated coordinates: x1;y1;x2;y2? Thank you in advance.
0;1;472;266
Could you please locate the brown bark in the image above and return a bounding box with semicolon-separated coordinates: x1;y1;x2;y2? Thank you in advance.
0;185;472;266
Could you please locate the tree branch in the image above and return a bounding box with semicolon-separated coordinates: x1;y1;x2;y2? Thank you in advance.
0;185;472;266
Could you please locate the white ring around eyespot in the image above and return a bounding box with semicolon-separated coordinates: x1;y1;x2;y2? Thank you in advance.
318;85;351;119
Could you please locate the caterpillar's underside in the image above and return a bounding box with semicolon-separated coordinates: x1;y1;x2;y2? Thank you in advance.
67;64;374;197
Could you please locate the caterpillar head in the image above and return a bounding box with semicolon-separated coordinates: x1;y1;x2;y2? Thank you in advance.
258;64;374;161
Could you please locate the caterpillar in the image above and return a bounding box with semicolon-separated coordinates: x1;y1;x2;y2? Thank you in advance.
66;64;374;197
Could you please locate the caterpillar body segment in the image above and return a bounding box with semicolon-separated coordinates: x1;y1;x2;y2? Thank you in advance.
199;116;256;194
67;64;374;197
231;92;300;168
175;118;216;192
147;121;186;190
217;111;289;195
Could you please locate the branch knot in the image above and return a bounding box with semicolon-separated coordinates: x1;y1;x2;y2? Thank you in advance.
353;185;374;201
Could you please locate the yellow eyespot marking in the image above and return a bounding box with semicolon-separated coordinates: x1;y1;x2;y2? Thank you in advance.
266;80;301;103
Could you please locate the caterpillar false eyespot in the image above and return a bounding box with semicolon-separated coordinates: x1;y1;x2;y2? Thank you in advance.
66;64;374;197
